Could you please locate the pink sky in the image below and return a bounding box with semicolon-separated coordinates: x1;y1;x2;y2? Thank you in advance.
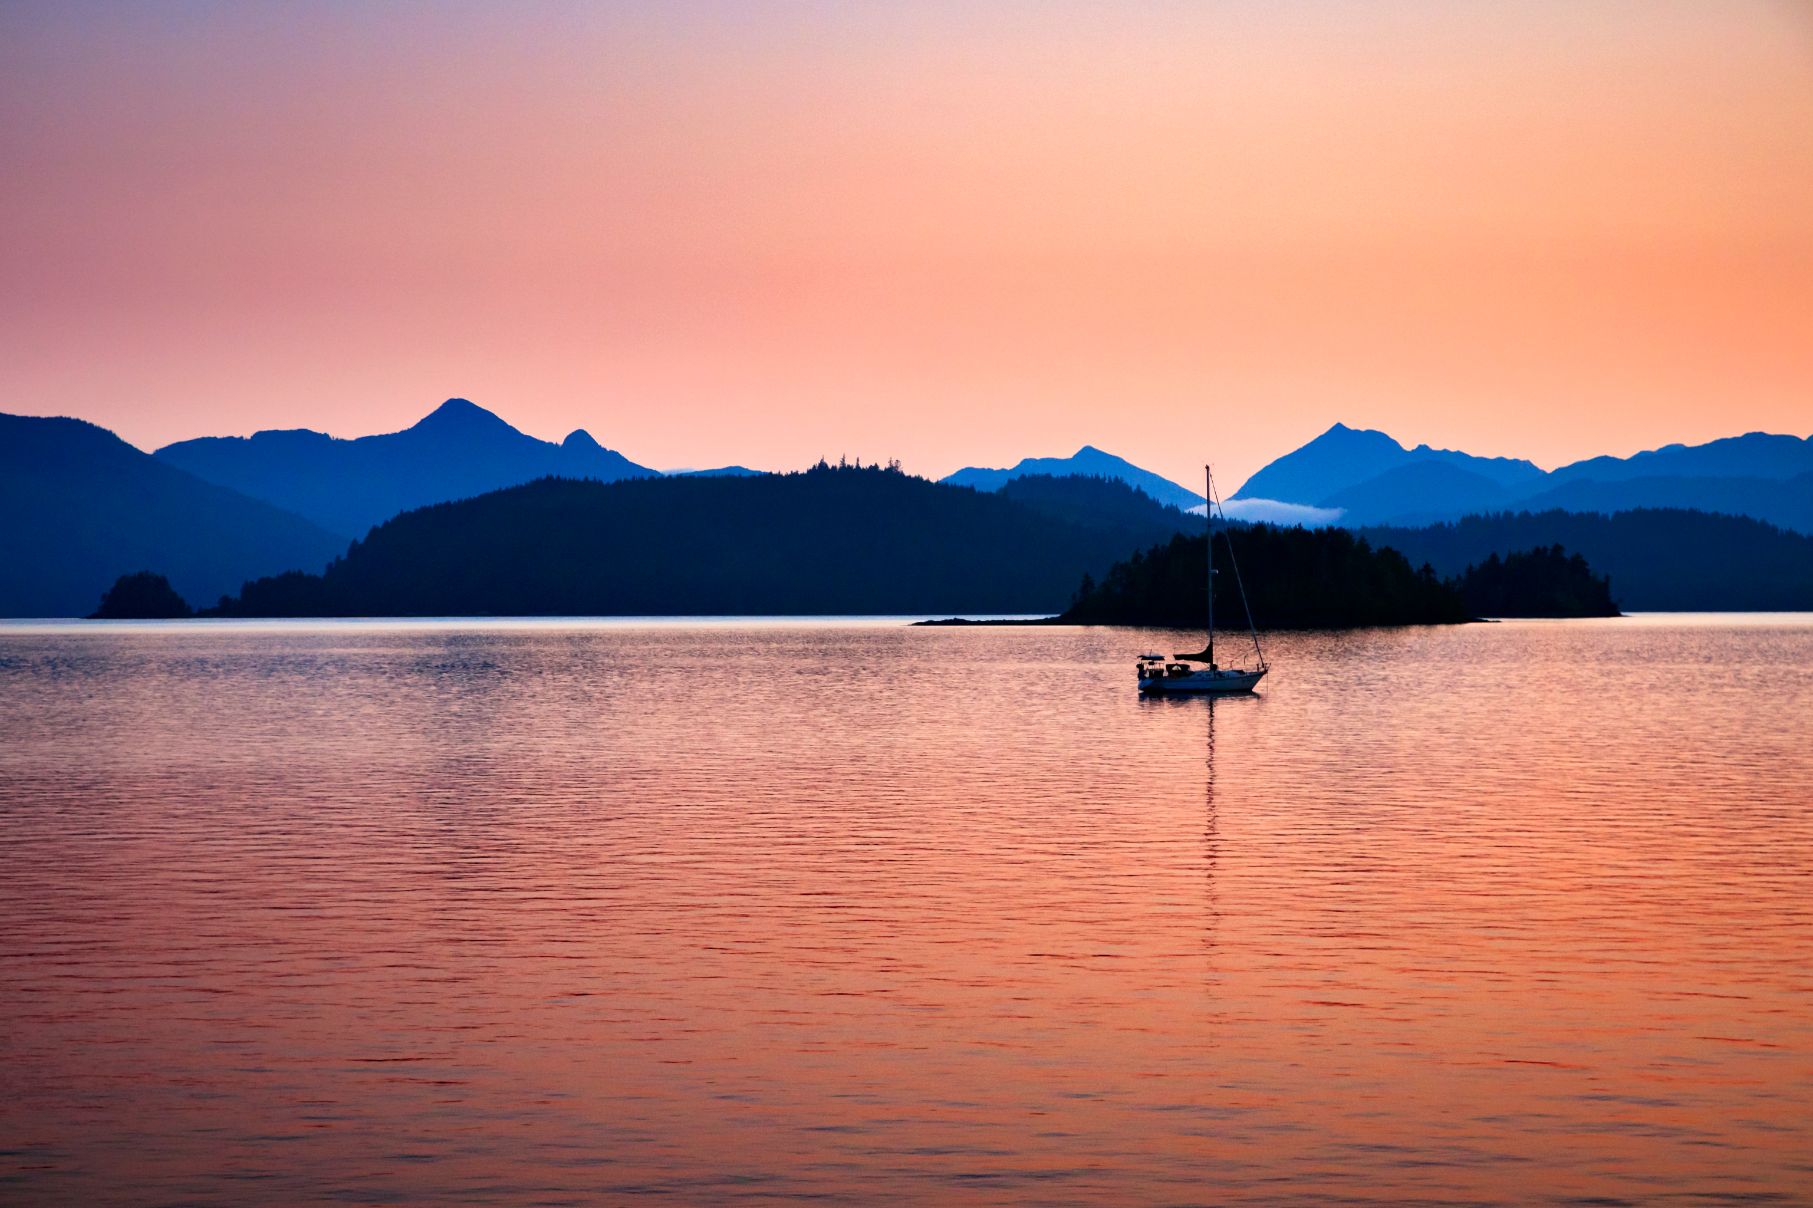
3;1;1811;489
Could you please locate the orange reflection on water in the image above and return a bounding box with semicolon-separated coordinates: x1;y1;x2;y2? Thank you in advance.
1;616;1810;1202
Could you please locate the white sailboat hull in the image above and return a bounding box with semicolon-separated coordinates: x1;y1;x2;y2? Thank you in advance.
1139;667;1266;694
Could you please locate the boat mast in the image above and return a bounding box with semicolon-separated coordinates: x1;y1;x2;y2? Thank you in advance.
1205;464;1214;666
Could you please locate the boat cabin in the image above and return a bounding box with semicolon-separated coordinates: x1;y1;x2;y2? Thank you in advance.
1137;655;1217;680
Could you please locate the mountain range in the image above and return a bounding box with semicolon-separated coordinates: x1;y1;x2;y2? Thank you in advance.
5;396;1811;616
155;398;658;536
105;397;1813;540
1232;423;1813;532
1236;423;1547;504
942;446;1206;511
0;414;346;617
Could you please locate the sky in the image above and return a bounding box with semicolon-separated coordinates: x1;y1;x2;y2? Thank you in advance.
3;1;1811;490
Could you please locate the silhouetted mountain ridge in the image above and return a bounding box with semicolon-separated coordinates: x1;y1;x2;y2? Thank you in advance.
1235;423;1544;508
1548;431;1813;486
942;445;1204;511
1512;472;1813;535
0;412;346;617
1316;460;1516;526
997;473;1194;536
156;398;658;535
1235;423;1813;531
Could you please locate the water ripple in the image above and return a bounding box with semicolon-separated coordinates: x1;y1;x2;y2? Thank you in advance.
1;616;1810;1204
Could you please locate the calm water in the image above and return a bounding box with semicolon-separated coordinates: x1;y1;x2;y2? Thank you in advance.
2;616;1811;1205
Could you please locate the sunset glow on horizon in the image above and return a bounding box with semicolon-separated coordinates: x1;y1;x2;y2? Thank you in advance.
4;1;1811;488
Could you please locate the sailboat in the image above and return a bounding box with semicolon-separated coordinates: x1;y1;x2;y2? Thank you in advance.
1137;465;1268;694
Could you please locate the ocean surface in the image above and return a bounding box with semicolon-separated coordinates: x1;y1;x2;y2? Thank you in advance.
2;615;1810;1205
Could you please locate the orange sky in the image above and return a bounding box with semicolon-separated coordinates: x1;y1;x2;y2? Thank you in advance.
3;1;1810;489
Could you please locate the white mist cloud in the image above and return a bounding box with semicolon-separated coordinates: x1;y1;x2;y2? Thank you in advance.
1192;498;1346;527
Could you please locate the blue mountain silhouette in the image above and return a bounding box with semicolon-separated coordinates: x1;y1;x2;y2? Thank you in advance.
1234;423;1543;507
1514;472;1813;534
1316;461;1518;527
1;412;346;617
1237;423;1813;531
155;398;658;536
942;446;1203;510
1546;432;1813;486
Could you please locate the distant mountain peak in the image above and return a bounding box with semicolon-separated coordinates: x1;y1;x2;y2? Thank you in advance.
1320;421;1391;439
1238;422;1812;529
1325;422;1402;446
1235;422;1544;506
428;396;479;416
668;465;767;478
411;397;513;433
154;399;658;535
940;446;1202;510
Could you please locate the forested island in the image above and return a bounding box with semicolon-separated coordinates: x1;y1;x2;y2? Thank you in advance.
1055;529;1617;628
200;466;1194;617
77;464;1624;623
1061;526;1465;628
89;570;194;619
83;468;1622;625
1454;546;1617;618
